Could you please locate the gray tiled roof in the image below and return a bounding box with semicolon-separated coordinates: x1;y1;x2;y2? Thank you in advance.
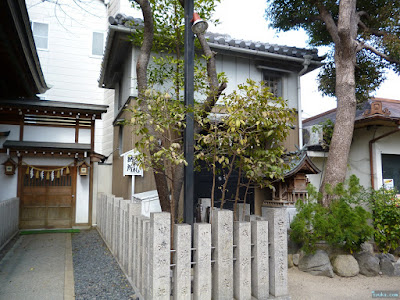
303;98;400;128
107;14;323;62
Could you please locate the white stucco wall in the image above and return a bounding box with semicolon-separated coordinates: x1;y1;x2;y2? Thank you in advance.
307;126;400;190
92;163;113;225
0;154;18;201
22;127;91;144
101;89;116;161
306;154;327;190
23;157;72;166
76;163;90;224
117;48;300;113
0;125;19;148
369;128;400;189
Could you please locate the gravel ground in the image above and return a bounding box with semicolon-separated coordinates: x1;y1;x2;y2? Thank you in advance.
72;229;137;300
289;267;400;300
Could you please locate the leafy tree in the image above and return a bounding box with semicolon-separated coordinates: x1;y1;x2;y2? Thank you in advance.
196;80;295;217
266;0;400;205
132;0;226;219
370;188;400;253
291;176;373;253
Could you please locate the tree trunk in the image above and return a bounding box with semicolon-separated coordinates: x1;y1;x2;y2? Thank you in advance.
172;165;184;221
320;44;357;206
154;170;171;212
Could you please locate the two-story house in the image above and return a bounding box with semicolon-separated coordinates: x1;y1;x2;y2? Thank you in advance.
98;13;324;216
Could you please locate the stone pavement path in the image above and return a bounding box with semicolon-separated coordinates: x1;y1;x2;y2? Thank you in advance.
0;233;74;300
0;230;137;300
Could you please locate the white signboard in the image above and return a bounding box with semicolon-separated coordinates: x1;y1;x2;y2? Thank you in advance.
121;150;143;176
383;178;394;190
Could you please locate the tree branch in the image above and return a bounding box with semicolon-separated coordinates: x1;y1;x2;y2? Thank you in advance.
136;0;153;95
136;0;171;212
290;15;322;26
361;42;400;65
316;2;340;45
195;32;227;131
196;33;218;88
358;20;387;37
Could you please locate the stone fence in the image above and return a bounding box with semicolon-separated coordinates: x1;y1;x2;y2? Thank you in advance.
96;193;290;300
0;198;19;251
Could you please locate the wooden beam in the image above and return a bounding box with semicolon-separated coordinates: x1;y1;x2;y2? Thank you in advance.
75;118;79;143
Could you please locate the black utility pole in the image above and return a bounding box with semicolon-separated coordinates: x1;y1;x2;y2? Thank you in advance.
184;0;195;225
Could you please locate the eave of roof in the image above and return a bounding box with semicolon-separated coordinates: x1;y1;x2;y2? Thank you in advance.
3;141;91;152
285;152;320;177
0;98;108;117
0;0;48;98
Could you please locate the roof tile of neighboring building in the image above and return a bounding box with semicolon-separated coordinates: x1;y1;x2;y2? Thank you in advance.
303;98;400;128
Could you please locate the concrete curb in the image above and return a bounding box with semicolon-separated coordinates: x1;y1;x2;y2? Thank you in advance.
64;233;75;300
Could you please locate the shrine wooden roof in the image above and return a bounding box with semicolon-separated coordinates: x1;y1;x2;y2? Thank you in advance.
3;140;105;161
284;151;320;177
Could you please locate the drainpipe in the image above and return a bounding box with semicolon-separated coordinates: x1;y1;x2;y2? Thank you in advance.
369;127;400;189
297;55;312;149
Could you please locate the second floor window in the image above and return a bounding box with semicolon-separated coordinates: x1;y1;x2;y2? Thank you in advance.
92;32;104;56
263;73;282;97
31;22;49;50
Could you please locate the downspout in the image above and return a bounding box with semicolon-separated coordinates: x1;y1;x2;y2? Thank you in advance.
297;55;312;149
369;127;400;189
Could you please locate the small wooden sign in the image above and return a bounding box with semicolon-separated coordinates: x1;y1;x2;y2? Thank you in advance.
3;158;17;175
79;161;89;176
121;150;143;177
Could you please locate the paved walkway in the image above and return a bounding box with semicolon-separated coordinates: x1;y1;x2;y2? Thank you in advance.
0;233;74;300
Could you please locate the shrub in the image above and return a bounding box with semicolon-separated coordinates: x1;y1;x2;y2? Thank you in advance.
370;188;400;253
290;175;374;254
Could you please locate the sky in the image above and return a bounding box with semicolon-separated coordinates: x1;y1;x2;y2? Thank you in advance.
124;0;400;118
210;0;400;119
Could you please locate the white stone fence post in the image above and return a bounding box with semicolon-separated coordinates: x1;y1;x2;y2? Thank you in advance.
96;193;289;299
